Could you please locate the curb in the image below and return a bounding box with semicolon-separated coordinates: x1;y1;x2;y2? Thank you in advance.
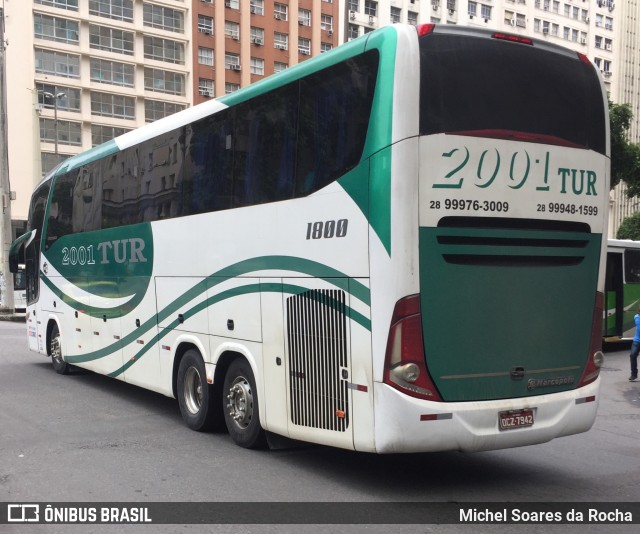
0;314;27;323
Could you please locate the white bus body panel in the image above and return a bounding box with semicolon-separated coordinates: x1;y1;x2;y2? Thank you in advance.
373;379;599;453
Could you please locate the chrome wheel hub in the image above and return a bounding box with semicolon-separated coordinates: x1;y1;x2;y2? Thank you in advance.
183;366;203;415
226;376;253;429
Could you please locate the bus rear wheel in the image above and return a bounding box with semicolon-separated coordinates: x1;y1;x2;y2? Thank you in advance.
223;359;266;449
177;349;216;431
49;323;70;375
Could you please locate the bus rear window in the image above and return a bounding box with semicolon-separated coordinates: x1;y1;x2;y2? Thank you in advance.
419;33;607;155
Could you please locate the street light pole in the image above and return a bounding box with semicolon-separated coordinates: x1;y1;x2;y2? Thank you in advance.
42;91;65;155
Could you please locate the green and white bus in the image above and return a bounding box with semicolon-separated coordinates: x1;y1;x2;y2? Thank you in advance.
604;239;640;341
10;24;609;453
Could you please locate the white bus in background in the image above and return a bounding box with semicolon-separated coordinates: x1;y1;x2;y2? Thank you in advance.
10;24;609;453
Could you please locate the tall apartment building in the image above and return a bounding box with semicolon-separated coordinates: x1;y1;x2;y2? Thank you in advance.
192;0;339;105
5;0;193;235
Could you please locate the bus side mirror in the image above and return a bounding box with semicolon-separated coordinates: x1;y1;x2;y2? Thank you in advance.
9;230;35;273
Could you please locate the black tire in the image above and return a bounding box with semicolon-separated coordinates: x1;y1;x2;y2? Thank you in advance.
223;358;266;449
49;323;70;375
177;349;216;431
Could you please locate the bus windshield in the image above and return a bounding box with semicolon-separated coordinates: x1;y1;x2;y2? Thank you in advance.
419;30;607;154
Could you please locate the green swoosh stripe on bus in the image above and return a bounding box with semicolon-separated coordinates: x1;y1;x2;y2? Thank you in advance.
105;282;371;378
64;256;370;365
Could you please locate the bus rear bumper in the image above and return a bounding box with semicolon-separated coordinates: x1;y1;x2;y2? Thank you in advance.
372;379;600;453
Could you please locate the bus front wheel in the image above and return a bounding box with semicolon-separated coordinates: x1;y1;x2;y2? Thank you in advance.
223;359;266;449
177;349;216;431
49;323;70;375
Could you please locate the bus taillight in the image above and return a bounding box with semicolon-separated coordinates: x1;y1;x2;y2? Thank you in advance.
417;24;435;37
578;291;605;388
383;295;442;401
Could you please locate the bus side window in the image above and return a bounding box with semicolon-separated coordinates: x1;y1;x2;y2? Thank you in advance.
624;250;640;283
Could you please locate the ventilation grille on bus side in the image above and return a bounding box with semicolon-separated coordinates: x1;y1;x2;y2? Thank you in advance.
287;289;349;432
435;217;591;267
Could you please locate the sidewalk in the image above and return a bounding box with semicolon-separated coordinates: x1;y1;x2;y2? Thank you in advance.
0;312;26;322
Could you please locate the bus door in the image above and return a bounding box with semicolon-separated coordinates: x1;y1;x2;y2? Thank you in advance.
604;251;623;338
282;280;354;450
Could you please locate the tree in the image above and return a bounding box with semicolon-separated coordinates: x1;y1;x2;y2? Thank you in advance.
617;211;640;240
609;100;640;193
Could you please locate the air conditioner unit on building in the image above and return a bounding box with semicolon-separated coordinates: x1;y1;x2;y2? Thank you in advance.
606;43;612;50
275;44;286;50
350;11;356;20
231;64;241;70
225;0;231;7
369;15;374;24
300;50;310;55
448;9;455;16
232;34;239;40
328;30;333;36
509;18;515;25
252;38;263;45
542;27;549;34
580;38;587;44
275;14;282;20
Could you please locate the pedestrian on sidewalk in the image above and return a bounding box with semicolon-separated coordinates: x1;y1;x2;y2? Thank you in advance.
629;305;640;381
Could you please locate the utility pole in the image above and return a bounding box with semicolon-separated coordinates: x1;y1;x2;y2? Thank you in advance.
0;5;14;313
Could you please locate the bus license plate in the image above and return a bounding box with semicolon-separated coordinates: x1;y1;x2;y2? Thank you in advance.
498;409;534;431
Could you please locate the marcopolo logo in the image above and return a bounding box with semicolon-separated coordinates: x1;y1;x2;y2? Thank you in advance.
527;376;575;390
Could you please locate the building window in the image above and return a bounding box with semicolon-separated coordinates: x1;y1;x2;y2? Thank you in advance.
364;1;377;17
390;7;401;23
274;32;288;50
480;4;492;19
225;21;240;40
143;36;185;65
226;0;240;9
199;78;214;97
145;100;185;123
274;3;288;21
349;0;359;12
408;11;418;25
144;68;185;95
34;14;79;45
250;0;264;15
89;25;134;55
35;49;80;78
198;15;214;35
143;4;184;33
90;58;135;87
40;118;82;146
198;47;214;66
35;0;78;10
321;14;333;32
274;61;288;73
250;27;265;44
90;91;135;119
42;152;68;176
225;83;240;94
250;57;264;75
299;9;311;26
320;42;333;53
36;84;81;112
89;0;134;23
91;124;130;146
225;53;241;70
348;24;359;40
468;2;477;16
298;38;311;55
